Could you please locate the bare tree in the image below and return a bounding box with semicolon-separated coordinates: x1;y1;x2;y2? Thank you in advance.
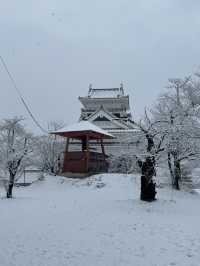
153;77;200;189
133;110;166;201
34;121;65;175
0;117;33;198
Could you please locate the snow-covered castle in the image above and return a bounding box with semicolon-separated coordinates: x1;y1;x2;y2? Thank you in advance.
78;84;140;155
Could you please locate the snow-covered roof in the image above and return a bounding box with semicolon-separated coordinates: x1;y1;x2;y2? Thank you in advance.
88;88;123;98
51;121;114;139
86;105;135;130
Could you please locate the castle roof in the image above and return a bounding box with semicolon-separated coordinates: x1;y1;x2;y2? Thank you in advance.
88;88;124;98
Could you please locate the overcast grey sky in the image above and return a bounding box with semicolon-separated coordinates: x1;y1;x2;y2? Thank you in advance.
0;1;200;133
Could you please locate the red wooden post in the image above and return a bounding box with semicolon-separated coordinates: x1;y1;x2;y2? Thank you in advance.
62;137;70;173
100;139;105;158
85;134;90;172
100;138;106;172
66;137;70;152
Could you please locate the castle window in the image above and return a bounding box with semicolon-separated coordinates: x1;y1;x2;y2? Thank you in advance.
94;116;110;122
114;113;120;118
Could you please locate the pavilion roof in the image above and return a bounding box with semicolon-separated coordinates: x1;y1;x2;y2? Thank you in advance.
50;121;114;139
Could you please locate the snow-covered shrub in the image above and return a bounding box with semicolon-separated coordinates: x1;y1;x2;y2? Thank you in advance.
108;154;139;174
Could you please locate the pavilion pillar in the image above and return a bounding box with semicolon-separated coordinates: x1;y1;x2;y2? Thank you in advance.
100;139;105;159
85;135;90;172
100;139;106;172
63;137;70;173
66;137;70;153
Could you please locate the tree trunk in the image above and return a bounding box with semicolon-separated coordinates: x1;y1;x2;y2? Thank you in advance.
171;152;181;190
138;156;157;201
174;157;181;190
140;175;157;201
168;152;174;186
7;173;15;198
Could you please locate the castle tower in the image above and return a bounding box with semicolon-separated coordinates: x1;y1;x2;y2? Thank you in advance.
78;85;139;155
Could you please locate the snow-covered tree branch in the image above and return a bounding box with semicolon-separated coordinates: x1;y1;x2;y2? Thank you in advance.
0;117;33;198
34;121;65;175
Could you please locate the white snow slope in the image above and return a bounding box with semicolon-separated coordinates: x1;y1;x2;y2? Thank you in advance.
1;174;200;266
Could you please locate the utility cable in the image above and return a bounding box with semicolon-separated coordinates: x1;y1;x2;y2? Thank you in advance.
0;55;48;134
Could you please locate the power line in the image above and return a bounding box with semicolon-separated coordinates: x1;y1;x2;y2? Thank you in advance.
0;55;48;134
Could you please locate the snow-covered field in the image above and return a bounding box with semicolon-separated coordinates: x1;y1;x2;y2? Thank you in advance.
1;174;200;266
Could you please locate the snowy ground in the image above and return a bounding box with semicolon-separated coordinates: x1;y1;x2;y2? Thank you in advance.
1;174;200;266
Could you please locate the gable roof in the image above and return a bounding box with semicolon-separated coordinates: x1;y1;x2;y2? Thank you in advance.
86;106;135;130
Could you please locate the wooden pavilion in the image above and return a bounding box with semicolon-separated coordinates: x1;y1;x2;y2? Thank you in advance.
51;121;114;177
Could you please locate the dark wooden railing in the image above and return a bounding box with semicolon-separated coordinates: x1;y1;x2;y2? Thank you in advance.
62;151;108;174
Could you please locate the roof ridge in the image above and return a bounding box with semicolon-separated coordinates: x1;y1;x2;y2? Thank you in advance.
91;88;120;90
